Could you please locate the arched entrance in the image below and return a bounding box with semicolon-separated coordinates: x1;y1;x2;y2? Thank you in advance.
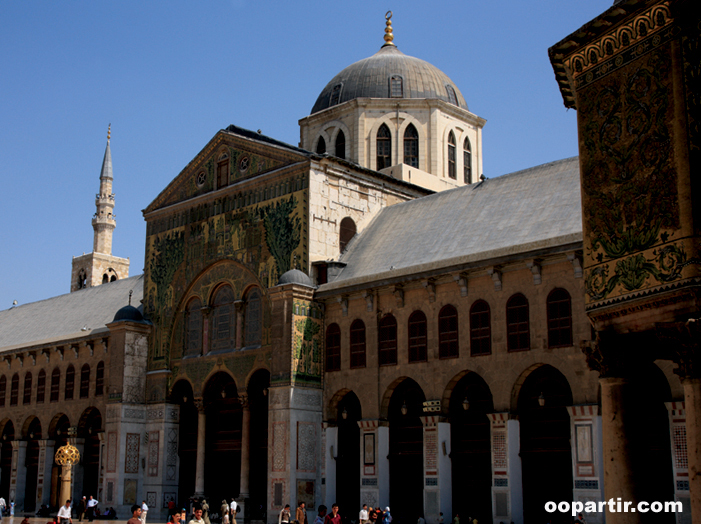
0;420;15;500
49;414;70;508
449;373;493;524
203;372;242;506
248;369;270;521
172;380;197;507
24;417;42;512
517;365;573;524
78;408;102;499
388;378;425;524
336;391;361;519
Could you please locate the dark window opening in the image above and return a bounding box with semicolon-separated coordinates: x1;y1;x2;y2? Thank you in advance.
448;132;456;180
470;300;492;356
390;75;403;98
378;315;398;366
547;288;573;348
408;311;427;362
0;375;6;407
36;370;46;404
377;124;392;170
50;368;60;402
65;365;75;400
80;364;90;399
316;136;326;154
10;374;19;406
339;217;357;254
217;157;229;189
211;287;235;352
23;372;32;405
335;130;346;159
404;124;419;168
439;305;459;359
326;324;341;372
463;137;472;184
330;84;343;106
95;362;105;396
506;294;530;351
350;320;366;369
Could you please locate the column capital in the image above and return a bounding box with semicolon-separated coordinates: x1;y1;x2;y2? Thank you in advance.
420;415;446;427
657;320;701;381
357;419;388;429
581;331;653;378
194;398;205;412
239;392;250;409
566;404;599;418
487;412;514;425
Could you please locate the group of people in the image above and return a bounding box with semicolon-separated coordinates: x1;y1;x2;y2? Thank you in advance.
55;497;117;524
165;497;238;524
0;497;14;518
358;505;392;524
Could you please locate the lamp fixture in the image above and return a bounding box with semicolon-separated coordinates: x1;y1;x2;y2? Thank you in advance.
401;401;408;416
462;397;469;411
538;392;545;407
342;407;348;420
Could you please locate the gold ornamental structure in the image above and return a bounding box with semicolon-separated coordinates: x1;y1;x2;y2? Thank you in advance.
55;444;80;504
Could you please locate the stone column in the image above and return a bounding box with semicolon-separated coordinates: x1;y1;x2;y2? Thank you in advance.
38;440;55;508
354;420;389;511
239;394;250;498
235;301;244;349
194;400;206;496
324;426;338;508
665;402;692;522
55;444;80;508
419;416;451;524
69;437;85;500
11;440;27;509
487;413;522;524
567;405;604;524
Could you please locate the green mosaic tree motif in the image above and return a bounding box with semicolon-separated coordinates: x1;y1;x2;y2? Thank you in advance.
258;195;301;276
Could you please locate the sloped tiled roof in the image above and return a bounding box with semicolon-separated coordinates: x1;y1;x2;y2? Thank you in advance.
0;274;145;352
318;157;582;291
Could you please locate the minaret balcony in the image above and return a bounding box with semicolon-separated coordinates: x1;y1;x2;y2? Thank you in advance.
92;216;116;227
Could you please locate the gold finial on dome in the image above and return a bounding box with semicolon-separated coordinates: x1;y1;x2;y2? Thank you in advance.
383;11;395;47
107;123;111;141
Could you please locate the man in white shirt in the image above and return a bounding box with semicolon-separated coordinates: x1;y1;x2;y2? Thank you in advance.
58;500;73;524
230;499;238;524
86;496;99;522
141;501;149;524
359;505;368;524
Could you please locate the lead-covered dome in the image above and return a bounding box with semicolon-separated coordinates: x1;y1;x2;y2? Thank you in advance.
310;44;468;115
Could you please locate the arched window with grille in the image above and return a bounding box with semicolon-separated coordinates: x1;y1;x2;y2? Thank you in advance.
378;314;398;366
80;364;90;399
10;373;19;406
448;132;456;179
0;375;6;407
339;217;356;254
211;286;235;352
217;153;229;189
446;85;458;106
23;372;32;405
335;130;346;159
547;288;573;348
326;323;341;372
50;368;60;402
316;136;326;154
470;300;492;356
390;75;403;98
65;365;75;400
185;297;203;356
506;294;530;351
463;137;472;184
377;124;392;170
408;310;427;362
350;319;366;369
245;287;262;347
439;305;459;359
403;124;418;168
37;370;46;404
95;362;105;396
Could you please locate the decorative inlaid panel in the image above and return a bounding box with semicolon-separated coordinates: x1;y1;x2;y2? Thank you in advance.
148;431;159;477
492;431;507;469
297;422;316;472
673;425;688;469
106;431;117;473
424;428;437;474
272;422;287;472
125;433;140;474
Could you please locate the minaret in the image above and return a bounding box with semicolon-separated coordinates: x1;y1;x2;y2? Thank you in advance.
71;125;130;292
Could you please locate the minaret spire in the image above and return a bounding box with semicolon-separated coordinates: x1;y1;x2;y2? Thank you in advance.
382;11;395;47
93;124;116;254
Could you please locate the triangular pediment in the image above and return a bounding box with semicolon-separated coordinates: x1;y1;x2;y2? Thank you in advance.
144;126;311;214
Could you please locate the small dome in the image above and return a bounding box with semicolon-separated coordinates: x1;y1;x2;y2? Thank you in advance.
112;304;144;322
277;269;315;288
311;45;468;115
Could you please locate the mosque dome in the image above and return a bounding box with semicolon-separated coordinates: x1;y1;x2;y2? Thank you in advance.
277;269;316;288
310;14;468;115
112;304;144;323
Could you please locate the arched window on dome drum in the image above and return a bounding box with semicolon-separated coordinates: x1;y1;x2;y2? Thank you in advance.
185;298;203;356
65;365;75;400
339;217;356;254
470;300;492;356
335;130;346;159
446;84;458;106
211;286;235;352
547;288;573;348
23;372;32;405
326;323;341;372
350;319;366;369
408;310;427;362
316;136;326;154
80;364;90;399
330;84;343;106
10;374;18;406
245;287;262;347
463;137;472;184
0;375;6;407
37;370;46;404
404;124;419;168
439;305;459;358
50;368;60;402
390;75;403;98
448;132;457;180
506;293;530;351
377;124;392;170
95;362;105;396
378;314;398;366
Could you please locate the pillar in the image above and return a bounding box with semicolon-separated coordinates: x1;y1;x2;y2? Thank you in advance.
239;394;250;498
38;440;55;508
567;405;604;524
60;465;73;506
69;437;86;500
324;426;337;508
194;400;206;497
420;416;451;524
11;440;27;509
683;378;701;521
355;420;389;512
487;413;522;524
666;401;692;522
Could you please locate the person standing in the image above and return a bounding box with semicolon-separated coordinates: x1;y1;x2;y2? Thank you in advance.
230;499;238;524
201;500;210;524
436;513;443;524
141;500;149;524
77;497;87;522
9;501;14;517
323;504;340;524
359;505;368;524
221;501;230;524
296;502;307;524
86;496;99;522
127;505;142;524
382;508;391;524
0;495;5;520
278;504;291;524
58;500;73;524
314;506;326;524
188;508;204;524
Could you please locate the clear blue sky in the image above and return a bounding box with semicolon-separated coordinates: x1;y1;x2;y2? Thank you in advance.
0;0;613;307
